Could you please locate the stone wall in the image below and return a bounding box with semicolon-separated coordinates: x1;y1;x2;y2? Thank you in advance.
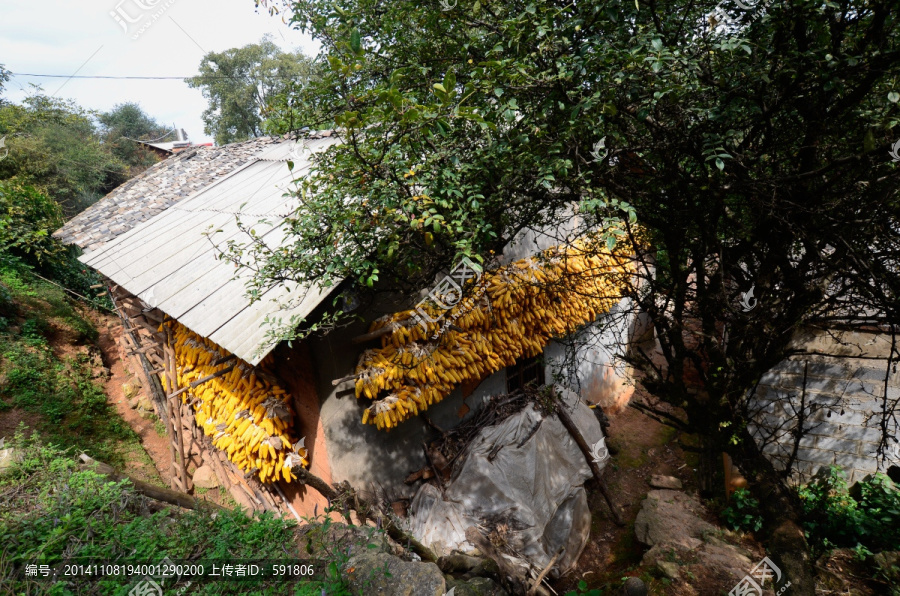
750;328;900;484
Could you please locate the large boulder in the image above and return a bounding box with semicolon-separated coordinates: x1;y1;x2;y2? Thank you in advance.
342;552;446;596
634;490;715;550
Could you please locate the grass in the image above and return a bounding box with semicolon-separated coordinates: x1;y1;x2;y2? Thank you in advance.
0;262;136;467
0;433;351;595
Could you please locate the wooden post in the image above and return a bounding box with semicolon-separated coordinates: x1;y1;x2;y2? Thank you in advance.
164;324;191;493
108;289;169;427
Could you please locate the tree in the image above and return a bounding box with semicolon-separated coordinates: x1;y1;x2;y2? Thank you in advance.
186;36;321;144
0;92;128;217
238;0;900;591
97;103;168;176
0;64;10;103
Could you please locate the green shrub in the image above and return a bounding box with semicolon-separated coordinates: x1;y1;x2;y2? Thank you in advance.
797;466;900;553
721;488;764;533
0;181;64;269
0;434;353;595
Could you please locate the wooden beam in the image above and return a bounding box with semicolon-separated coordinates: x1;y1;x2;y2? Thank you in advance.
332;374;357;387
351;325;395;344
78;455;217;510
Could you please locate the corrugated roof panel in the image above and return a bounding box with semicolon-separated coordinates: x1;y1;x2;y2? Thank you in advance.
79;136;341;365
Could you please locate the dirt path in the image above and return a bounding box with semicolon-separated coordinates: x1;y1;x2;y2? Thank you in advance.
90;312;172;487
90;312;234;507
551;387;749;595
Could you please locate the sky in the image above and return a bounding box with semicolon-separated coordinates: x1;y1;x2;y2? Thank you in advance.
0;0;319;144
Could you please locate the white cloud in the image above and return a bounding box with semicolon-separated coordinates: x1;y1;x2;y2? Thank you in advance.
0;0;319;144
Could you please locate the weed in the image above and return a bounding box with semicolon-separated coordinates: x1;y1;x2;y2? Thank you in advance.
797;466;900;554
564;579;603;596
720;488;763;533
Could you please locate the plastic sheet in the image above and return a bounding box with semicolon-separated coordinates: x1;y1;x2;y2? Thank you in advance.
407;387;604;576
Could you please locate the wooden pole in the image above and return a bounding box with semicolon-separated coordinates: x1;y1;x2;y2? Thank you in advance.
168;364;235;399
552;393;624;526
165;325;191;493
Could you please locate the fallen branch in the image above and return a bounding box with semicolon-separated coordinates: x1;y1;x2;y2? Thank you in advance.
78;454;219;511
292;466;437;563
464;526;530;596
527;548;564;596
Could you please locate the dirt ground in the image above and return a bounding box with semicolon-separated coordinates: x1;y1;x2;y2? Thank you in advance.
550;388;763;596
89;311;232;507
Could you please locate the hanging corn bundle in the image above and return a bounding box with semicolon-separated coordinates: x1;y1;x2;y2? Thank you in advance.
160;321;308;484
355;240;632;430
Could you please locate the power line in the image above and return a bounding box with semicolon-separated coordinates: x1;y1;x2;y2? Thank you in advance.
12;73;200;80
11;72;304;81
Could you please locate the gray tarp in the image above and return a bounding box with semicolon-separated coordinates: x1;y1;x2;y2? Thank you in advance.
407;387;605;577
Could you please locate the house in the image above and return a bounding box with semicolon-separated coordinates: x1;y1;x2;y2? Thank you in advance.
136;128;212;159
54;131;640;520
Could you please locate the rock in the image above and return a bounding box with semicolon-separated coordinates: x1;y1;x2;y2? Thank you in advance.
444;576;508;596
123;378;142;400
136;396;154;412
343;552;445;596
657;561;680;580
873;551;900;584
694;536;754;584
192;465;219;489
649;475;683;490
622;576;648;596
0;447;23;475
634;490;715;550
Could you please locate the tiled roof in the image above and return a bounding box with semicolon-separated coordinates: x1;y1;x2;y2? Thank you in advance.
79;135;340;364
53;136;285;253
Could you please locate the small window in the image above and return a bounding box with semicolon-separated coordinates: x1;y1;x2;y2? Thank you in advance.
506;355;545;393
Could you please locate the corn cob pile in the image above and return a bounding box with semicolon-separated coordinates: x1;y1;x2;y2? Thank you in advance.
161;322;308;484
356;241;631;430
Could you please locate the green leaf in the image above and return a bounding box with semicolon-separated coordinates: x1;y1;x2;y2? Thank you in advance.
443;71;456;93
433;83;447;94
715;158;725;171
350;29;361;54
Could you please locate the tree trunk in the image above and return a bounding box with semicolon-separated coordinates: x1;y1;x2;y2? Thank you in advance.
732;429;815;596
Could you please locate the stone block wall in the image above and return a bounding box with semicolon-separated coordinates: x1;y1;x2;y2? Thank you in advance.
749;331;900;484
